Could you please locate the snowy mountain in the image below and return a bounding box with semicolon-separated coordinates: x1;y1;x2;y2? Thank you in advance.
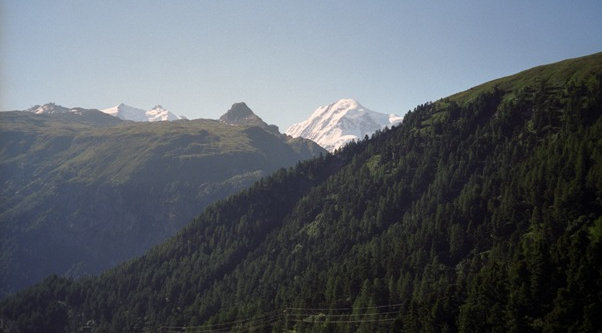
285;98;403;152
146;105;182;121
27;103;80;115
101;103;182;122
25;103;122;126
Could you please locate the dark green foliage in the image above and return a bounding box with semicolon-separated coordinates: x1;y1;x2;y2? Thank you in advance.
1;52;601;332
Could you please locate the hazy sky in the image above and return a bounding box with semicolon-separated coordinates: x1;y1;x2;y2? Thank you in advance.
2;1;601;130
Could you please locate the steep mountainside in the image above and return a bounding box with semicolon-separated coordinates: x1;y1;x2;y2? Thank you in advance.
286;98;403;152
0;105;325;297
1;52;601;332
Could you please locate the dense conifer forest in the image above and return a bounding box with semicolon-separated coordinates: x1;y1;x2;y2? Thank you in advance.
1;53;600;332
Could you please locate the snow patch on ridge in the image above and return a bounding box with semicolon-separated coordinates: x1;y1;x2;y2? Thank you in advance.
28;103;73;115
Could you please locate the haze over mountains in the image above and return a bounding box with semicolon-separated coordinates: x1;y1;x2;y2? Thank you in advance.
2;52;599;332
286;98;403;152
0;103;325;297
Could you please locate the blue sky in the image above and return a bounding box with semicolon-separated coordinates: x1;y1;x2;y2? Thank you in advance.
2;1;601;130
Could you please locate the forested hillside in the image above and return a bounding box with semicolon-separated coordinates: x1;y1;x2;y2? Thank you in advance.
1;53;600;332
0;108;324;298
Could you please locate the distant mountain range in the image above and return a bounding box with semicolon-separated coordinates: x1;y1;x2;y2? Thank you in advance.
28;99;400;153
0;102;325;297
286;98;402;152
28;102;184;122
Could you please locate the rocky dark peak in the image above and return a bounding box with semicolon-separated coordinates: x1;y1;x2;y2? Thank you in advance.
219;102;262;124
219;102;280;134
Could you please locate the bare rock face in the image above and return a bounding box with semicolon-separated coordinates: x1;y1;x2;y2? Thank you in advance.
220;102;279;133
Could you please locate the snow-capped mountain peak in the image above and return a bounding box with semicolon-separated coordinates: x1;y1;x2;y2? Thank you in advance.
101;103;147;121
146;105;181;122
285;98;403;152
101;103;181;122
27;103;73;115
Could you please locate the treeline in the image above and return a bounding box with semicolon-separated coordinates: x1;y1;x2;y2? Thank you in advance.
1;53;601;332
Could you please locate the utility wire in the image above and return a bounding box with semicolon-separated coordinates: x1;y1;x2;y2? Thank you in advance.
284;302;404;311
160;302;402;332
289;317;397;324
285;310;400;318
159;312;280;333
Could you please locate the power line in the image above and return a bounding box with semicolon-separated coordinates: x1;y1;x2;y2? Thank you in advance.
160;302;402;332
284;307;400;325
284;302;404;312
159;312;280;333
288;317;397;324
285;310;400;318
194;311;278;328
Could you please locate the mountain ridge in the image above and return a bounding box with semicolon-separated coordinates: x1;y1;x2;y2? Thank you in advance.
0;104;326;297
27;102;184;122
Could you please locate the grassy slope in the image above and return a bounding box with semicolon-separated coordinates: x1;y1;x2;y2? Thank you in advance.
0;112;325;297
448;52;602;105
